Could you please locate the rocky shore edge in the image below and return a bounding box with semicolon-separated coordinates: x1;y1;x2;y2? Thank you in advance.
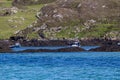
19;47;85;53
0;39;120;53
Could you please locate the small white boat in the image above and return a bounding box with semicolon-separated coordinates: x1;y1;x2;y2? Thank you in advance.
71;41;81;47
9;42;21;48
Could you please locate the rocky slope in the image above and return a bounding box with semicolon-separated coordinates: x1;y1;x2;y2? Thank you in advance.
16;0;120;40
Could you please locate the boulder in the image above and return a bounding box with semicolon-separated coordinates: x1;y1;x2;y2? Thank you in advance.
0;40;11;52
0;7;18;16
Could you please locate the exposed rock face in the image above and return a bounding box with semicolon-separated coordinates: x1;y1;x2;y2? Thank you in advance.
17;0;120;40
37;0;120;22
36;4;80;26
12;0;56;6
0;40;11;52
89;45;120;52
0;7;18;16
20;40;71;46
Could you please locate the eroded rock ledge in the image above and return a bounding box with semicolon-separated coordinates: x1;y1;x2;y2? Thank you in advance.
0;39;120;53
0;40;12;53
20;47;85;53
89;45;120;52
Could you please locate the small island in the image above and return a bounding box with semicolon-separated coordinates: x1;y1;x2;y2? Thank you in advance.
0;0;120;52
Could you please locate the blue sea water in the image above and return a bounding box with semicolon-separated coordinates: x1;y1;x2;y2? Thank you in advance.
11;46;99;51
0;47;120;80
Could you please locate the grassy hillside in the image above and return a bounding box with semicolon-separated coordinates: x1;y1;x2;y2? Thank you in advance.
0;0;44;39
17;0;120;40
0;0;120;40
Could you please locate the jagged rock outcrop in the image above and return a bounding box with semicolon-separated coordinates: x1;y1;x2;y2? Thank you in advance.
0;40;11;52
89;45;120;52
16;0;120;40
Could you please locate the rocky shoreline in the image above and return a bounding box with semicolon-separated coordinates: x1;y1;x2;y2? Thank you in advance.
20;47;85;53
90;45;120;52
0;39;120;53
0;40;12;53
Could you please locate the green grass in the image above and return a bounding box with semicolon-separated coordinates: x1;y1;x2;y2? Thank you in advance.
55;23;118;39
27;32;39;39
0;0;12;7
0;1;44;39
77;23;117;38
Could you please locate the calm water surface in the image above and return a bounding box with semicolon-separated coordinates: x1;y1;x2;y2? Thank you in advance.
0;51;120;80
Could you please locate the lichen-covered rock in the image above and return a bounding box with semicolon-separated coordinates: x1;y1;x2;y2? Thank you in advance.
0;7;18;16
35;1;79;27
104;31;120;40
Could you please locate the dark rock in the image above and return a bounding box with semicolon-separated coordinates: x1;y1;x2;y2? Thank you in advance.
20;47;85;52
9;37;119;47
89;45;120;52
80;39;119;46
20;40;71;46
0;40;12;52
21;49;55;52
57;47;85;52
9;36;25;41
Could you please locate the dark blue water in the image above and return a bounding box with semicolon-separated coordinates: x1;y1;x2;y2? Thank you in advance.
11;46;67;51
0;51;120;80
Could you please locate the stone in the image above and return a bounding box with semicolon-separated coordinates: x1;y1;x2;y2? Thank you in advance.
0;40;11;52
